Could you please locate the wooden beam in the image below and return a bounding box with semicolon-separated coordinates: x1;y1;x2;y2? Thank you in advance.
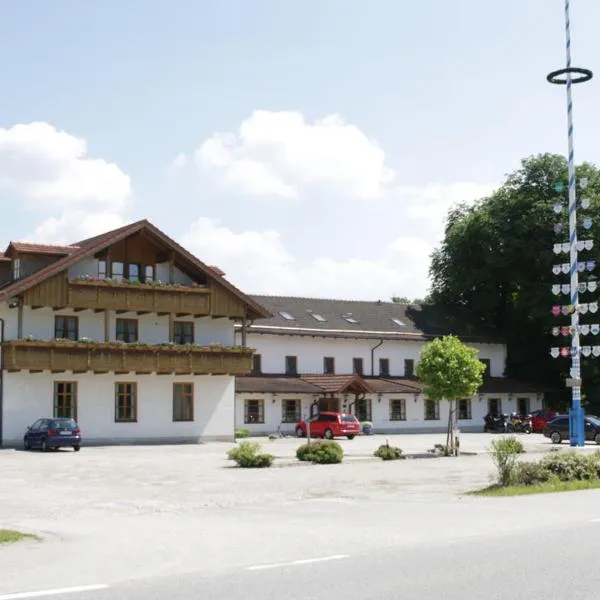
168;252;175;284
157;311;169;316
52;306;66;311
30;305;43;310
136;311;151;315
17;300;23;339
104;310;110;342
116;310;129;314
29;369;43;373
50;369;66;373
94;308;104;313
168;313;174;343
72;370;87;374
73;307;87;313
175;312;189;317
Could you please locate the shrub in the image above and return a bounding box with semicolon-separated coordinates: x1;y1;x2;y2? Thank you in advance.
268;433;278;441
430;443;453;457
235;428;251;439
490;436;525;486
296;440;344;464
513;461;554;485
374;442;404;461
227;441;274;468
540;452;599;481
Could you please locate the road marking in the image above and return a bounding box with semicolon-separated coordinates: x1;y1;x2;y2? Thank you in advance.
247;554;349;571
0;584;109;600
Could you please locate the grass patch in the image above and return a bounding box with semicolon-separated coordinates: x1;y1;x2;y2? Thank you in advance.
470;478;600;497
0;529;38;545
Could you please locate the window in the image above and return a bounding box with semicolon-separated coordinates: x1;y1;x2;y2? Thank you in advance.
115;383;137;422
244;399;264;424
173;383;194;421
12;258;21;280
480;359;491;375
356;398;372;422
425;399;440;420
342;314;359;324
404;359;414;377
98;260;107;278
310;313;327;322
252;354;262;374
352;357;364;375
144;265;154;282
173;321;194;344
279;311;295;321
391;318;405;327
323;356;335;375
282;399;301;423
128;263;140;281
111;261;124;281
458;399;472;420
518;397;530;416
53;382;77;419
285;355;298;376
488;397;501;417
116;318;138;342
54;316;78;341
379;358;390;377
390;399;406;421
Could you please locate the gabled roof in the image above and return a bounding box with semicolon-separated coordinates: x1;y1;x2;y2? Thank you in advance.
300;374;375;394
245;295;499;343
0;219;270;319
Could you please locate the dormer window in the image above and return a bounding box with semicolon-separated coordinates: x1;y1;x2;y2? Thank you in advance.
310;313;327;322
279;311;295;321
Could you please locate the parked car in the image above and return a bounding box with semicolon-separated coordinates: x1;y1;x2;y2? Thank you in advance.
530;409;558;433
295;412;360;440
24;417;82;452
543;414;600;444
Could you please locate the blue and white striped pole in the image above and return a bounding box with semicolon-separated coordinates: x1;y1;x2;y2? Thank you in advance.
564;0;584;446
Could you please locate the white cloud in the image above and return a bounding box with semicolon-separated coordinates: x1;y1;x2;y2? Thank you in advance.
183;110;395;200
182;218;433;300
0;122;132;242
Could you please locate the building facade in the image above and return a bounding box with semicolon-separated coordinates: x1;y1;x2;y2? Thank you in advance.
0;220;268;447
234;296;544;434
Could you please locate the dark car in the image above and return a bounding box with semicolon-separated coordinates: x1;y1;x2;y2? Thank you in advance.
24;417;82;452
543;414;600;445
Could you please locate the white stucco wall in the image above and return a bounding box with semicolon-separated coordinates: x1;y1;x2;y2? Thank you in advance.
13;306;233;345
243;333;506;378
2;372;235;446
234;392;542;435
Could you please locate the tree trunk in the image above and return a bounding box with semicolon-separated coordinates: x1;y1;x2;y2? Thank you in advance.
445;400;459;457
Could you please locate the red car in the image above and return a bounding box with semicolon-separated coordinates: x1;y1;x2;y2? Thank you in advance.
295;412;360;440
530;409;558;433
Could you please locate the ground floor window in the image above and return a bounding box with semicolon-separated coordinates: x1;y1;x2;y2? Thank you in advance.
517;397;530;415
389;398;406;421
424;399;440;420
115;382;137;422
318;397;339;413
488;397;501;417
458;399;472;420
356;398;372;422
53;381;77;419
244;399;264;424
173;383;194;421
282;399;301;423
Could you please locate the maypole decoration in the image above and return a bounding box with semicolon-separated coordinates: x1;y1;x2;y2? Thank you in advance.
548;0;593;446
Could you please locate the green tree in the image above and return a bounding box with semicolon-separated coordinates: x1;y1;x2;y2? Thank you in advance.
416;335;486;455
429;153;600;411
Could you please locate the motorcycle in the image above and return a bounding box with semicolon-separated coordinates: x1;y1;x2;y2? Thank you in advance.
506;413;532;434
483;413;508;433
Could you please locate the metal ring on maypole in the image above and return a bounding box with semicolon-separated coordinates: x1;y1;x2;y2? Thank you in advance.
547;67;593;84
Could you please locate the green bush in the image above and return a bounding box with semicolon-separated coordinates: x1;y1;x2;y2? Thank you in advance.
540;452;599;481
490;436;525;486
268;433;278;441
513;461;554;485
227;440;274;468
235;428;251;439
296;440;344;464
374;443;404;461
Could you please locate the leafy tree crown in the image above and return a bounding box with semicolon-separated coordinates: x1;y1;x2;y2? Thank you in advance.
416;335;486;401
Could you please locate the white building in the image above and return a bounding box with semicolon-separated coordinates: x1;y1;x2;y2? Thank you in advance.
234;296;544;434
0;220;269;447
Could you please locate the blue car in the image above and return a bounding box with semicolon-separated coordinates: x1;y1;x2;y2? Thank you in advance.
24;417;82;452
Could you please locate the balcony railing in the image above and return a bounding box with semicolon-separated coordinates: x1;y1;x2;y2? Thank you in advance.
67;278;211;315
3;339;253;375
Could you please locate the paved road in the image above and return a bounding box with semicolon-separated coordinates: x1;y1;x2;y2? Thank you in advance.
6;508;599;600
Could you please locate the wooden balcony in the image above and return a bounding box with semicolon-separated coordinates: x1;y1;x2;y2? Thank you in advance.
67;279;211;316
3;339;254;375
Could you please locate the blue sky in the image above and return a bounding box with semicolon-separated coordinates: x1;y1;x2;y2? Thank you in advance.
0;0;599;300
